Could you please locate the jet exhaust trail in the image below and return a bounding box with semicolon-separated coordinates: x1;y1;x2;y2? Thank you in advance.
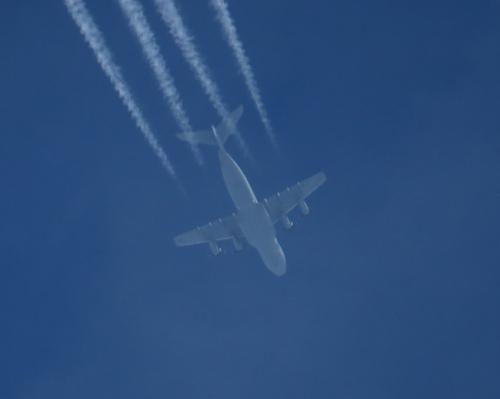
117;0;202;164
154;0;250;156
155;0;226;119
210;0;278;149
63;0;176;177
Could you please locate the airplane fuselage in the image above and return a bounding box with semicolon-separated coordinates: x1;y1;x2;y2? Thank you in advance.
218;148;287;276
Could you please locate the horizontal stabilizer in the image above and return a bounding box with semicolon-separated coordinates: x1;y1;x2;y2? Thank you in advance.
177;130;217;146
176;105;244;147
216;105;243;144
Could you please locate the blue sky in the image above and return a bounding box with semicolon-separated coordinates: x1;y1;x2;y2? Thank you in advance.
1;0;500;398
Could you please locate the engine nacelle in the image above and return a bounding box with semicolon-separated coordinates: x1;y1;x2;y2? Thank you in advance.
299;200;310;215
232;237;243;251
281;215;294;230
209;241;222;256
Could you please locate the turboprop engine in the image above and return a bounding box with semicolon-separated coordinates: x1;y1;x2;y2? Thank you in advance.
299;200;310;215
209;241;222;256
232;237;243;251
281;215;293;230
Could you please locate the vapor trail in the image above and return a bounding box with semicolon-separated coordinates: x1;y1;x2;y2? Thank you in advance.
63;0;176;177
117;0;202;164
155;0;226;118
210;0;278;149
154;0;249;155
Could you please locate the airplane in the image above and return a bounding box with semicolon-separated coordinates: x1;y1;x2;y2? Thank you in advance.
173;106;326;276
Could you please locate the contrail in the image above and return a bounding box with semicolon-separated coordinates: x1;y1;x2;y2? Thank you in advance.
210;0;278;149
155;0;226;119
154;0;250;156
117;0;202;164
63;0;176;177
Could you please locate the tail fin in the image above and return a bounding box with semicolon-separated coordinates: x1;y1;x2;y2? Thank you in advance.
177;105;243;147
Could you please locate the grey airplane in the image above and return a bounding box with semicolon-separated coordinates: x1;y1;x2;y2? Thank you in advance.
174;106;326;276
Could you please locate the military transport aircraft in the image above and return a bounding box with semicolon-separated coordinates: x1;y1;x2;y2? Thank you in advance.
174;106;326;276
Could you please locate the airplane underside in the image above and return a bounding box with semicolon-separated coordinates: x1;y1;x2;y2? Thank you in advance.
173;105;326;276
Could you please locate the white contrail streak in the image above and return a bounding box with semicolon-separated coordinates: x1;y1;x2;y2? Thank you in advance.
210;0;278;149
63;0;176;177
117;0;202;164
154;0;249;155
155;0;226;118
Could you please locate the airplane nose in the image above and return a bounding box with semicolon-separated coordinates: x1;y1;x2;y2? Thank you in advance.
262;240;287;277
273;252;286;277
273;247;287;277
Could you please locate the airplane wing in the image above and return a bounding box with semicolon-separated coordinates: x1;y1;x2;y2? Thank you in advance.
264;172;327;224
174;214;242;248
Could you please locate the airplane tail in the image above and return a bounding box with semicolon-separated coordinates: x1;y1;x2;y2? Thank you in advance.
176;105;243;147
